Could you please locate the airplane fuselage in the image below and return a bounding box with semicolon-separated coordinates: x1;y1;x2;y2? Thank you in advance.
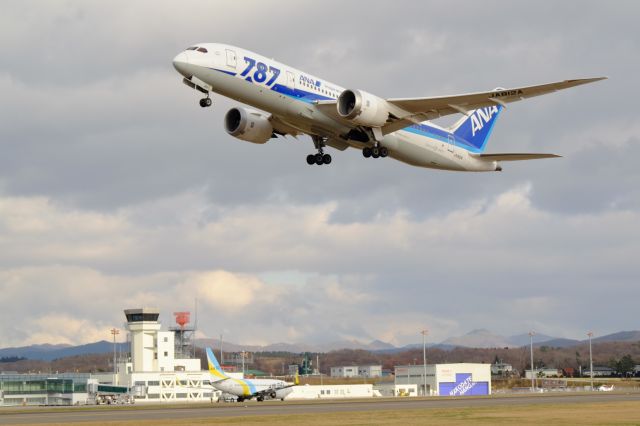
212;377;293;401
173;43;498;172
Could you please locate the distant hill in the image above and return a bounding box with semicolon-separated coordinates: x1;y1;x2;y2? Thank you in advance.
2;329;637;360
442;329;512;348
506;333;558;347
194;338;396;354
593;331;640;343
0;341;128;361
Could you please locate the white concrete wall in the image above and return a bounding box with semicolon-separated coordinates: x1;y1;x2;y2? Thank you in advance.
128;322;161;372
286;384;373;400
156;331;174;372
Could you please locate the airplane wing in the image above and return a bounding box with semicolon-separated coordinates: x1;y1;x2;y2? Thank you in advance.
474;153;561;162
315;77;606;135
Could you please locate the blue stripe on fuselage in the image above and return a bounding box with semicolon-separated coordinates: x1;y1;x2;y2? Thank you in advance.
207;66;479;152
244;379;257;395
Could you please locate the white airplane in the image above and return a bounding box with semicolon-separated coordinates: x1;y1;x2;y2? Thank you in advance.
172;43;605;171
205;348;298;402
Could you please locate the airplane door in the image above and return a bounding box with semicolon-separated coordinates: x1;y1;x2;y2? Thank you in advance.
286;71;296;89
447;134;455;153
226;49;237;69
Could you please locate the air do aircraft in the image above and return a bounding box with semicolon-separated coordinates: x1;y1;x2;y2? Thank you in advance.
206;348;298;402
172;43;604;171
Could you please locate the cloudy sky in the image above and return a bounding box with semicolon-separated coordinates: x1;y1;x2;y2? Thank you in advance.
1;1;638;348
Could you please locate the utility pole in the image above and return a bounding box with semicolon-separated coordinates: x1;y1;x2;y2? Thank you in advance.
241;351;246;376
588;331;594;391
219;333;223;365
529;331;535;392
421;329;428;396
110;328;120;378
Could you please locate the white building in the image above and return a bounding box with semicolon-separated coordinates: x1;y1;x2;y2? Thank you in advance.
394;363;491;396
330;365;382;378
491;362;513;375
286;384;376;399
358;365;383;378
330;366;358;378
93;308;231;403
524;368;561;379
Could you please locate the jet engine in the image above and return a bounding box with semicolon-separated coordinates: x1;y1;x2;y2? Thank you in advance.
337;89;392;127
224;107;273;144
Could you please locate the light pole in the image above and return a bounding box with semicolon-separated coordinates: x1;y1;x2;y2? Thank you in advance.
421;329;428;396
241;350;246;376
110;328;119;377
219;333;223;365
587;331;594;391
528;331;535;392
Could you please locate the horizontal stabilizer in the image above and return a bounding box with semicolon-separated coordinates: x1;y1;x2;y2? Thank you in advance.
475;153;561;162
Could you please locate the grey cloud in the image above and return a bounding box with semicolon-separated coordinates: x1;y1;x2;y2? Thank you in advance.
0;1;638;346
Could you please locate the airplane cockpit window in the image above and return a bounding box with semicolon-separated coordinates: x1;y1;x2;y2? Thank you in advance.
186;46;198;50
197;47;208;53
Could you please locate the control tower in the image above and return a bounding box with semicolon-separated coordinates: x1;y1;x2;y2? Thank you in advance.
124;308;161;372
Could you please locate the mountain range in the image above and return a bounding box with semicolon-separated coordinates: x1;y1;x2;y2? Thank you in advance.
1;330;638;361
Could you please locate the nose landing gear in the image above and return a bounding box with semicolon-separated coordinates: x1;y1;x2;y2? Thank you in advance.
199;96;212;108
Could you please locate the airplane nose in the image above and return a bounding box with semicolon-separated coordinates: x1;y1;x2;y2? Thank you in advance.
172;52;190;75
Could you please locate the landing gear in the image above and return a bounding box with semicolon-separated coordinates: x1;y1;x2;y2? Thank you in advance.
362;145;388;159
237;397;244;402
306;136;332;165
257;396;264;402
199;96;212;108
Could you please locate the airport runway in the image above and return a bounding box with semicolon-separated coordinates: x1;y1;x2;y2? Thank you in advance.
1;393;639;424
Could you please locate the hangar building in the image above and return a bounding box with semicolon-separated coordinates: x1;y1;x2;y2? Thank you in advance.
394;363;491;396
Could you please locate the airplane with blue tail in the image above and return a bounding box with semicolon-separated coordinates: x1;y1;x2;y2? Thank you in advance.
173;43;605;171
206;348;298;402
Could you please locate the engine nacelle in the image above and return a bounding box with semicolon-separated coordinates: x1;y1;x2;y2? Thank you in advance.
224;107;273;144
337;89;391;128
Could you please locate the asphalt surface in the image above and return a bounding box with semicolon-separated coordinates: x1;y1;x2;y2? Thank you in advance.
1;393;639;424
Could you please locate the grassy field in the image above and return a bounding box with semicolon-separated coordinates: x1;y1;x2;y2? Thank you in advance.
13;400;640;426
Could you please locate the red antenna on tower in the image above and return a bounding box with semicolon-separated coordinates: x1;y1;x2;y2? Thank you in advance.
173;312;190;329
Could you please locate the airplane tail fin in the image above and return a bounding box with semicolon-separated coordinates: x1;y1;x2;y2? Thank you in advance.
449;104;503;153
206;348;229;382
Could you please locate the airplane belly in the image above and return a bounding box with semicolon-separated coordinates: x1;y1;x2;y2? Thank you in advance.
384;132;464;171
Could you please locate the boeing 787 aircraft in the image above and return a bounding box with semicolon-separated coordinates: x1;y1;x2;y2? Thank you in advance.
173;43;604;171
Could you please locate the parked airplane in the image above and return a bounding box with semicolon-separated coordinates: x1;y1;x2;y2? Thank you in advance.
206;348;298;402
172;43;604;171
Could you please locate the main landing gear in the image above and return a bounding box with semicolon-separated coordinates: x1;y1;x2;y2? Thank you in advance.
362;144;388;159
306;135;332;166
199;96;212;108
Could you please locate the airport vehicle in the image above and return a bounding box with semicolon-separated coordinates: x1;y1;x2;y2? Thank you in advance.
172;43;604;171
205;348;298;402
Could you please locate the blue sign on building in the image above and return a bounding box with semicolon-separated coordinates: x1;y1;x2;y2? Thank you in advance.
438;373;489;396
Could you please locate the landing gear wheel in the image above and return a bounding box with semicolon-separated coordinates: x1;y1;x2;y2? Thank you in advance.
306;154;316;165
270;392;277;399
363;147;372;158
199;97;212;108
315;153;324;165
237;397;244;402
257;396;264;402
372;147;380;157
380;147;388;157
322;154;332;164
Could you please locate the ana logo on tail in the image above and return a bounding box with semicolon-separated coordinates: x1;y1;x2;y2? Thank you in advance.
470;106;499;137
